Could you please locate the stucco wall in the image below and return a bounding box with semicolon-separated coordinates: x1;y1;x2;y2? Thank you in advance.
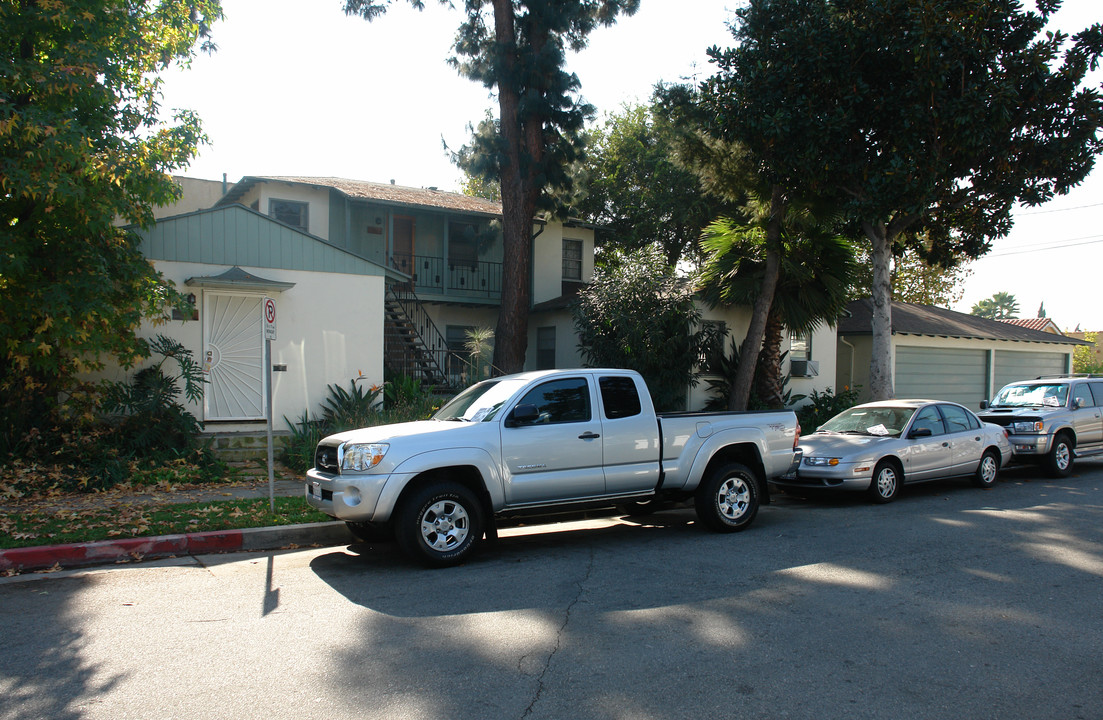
97;261;385;431
532;223;594;305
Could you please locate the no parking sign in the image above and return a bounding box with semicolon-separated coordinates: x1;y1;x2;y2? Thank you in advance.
263;297;276;340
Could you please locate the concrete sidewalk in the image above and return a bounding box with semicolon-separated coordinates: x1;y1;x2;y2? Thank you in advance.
0;476;353;575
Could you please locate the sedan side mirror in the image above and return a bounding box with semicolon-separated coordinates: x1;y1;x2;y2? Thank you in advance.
979;400;989;410
506;403;540;427
909;427;933;439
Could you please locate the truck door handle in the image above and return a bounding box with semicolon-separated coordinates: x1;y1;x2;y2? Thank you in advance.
578;432;600;440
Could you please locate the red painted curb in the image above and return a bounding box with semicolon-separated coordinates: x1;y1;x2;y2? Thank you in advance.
0;530;246;573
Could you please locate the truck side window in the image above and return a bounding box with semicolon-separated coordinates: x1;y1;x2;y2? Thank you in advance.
599;376;642;419
516;378;591;424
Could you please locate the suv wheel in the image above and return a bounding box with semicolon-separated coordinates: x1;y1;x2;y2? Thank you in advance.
1046;433;1074;478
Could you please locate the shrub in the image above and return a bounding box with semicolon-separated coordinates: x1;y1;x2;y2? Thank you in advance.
796;385;862;433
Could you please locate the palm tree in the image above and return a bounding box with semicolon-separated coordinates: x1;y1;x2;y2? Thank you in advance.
700;204;859;409
971;291;1020;319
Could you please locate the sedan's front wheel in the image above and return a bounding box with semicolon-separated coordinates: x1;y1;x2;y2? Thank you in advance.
867;460;900;503
972;450;1000;488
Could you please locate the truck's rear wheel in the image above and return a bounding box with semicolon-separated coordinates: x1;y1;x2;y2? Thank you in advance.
395;482;483;568
694;462;759;533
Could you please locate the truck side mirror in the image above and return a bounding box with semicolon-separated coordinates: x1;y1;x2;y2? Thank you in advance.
506;403;540;427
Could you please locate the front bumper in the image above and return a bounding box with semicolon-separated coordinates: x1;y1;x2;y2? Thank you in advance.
305;468;393;523
1004;433;1053;458
772;461;872;492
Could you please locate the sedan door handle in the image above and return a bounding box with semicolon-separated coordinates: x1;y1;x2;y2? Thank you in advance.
579;432;600;440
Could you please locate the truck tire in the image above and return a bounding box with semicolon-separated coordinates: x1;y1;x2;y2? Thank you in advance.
395;481;483;568
694;462;759;533
1045;433;1073;478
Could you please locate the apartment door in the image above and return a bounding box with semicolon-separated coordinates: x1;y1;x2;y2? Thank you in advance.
392;216;415;286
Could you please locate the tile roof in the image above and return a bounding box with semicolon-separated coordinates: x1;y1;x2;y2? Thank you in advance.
219;176;503;217
998;317;1062;333
839;299;1085;345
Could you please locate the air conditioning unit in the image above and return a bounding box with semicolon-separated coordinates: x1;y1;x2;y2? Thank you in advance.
790;359;819;378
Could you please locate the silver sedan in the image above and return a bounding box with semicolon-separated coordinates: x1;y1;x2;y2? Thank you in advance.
774;399;1012;503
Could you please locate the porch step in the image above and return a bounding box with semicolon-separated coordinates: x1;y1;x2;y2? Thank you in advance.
206;431;291;463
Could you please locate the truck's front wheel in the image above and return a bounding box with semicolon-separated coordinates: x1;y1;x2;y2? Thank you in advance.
395;481;483;568
694;462;759;533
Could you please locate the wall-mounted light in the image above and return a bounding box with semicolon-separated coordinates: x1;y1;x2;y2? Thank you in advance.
186;293;197;306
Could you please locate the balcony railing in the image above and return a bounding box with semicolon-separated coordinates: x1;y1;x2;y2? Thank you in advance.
391;253;502;300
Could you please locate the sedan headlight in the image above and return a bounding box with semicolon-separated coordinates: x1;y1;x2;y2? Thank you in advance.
805;457;841;467
1011;421;1044;434
342;443;389;471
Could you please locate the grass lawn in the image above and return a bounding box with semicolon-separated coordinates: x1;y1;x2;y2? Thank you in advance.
0;496;332;550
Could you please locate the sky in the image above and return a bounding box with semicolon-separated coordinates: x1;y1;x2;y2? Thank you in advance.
158;0;1102;331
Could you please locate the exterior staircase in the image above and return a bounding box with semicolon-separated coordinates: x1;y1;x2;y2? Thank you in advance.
383;285;455;388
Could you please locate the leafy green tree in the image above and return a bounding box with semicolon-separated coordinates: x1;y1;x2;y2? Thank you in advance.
572;245;703;411
0;0;222;455
850;245;973;307
345;0;639;375
572;102;730;268
1073;332;1103;374
698;0;1103;400
971;291;1020;319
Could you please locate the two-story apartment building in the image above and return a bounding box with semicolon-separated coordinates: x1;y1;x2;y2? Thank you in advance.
133;175;596;431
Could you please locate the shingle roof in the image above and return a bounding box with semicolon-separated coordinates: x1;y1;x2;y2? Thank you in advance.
218;176;503;217
839;299;1085;345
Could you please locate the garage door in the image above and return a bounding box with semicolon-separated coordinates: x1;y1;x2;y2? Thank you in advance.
993;350;1069;393
895;346;988;408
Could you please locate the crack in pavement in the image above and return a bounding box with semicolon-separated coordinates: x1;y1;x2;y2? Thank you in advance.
521;546;595;719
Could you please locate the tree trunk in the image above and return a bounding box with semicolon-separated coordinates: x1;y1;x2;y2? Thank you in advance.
755;308;785;409
490;0;534;375
728;185;785;411
863;220;895;400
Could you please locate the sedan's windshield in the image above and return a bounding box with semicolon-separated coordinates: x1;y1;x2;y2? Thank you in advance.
991;383;1068;408
432;378;529;422
818;406;916;437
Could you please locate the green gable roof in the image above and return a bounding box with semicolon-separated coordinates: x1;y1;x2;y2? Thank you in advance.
138;204;389;278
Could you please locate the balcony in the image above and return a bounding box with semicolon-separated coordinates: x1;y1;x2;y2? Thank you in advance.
391;253;502;301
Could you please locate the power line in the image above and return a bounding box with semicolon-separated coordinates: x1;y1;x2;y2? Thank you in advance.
986;235;1103;258
1018;201;1103;215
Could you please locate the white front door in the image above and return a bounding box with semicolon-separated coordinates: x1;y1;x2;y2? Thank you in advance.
203;293;264;421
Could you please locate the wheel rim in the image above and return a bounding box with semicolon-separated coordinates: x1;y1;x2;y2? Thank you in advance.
1055;442;1070;470
717;476;751;521
876;467;897;498
419;499;470;552
980;456;997;484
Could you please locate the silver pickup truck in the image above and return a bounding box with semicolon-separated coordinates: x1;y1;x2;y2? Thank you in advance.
978;375;1103;477
306;368;801;566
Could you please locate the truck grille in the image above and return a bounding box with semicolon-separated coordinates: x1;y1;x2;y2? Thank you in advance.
314;443;341;474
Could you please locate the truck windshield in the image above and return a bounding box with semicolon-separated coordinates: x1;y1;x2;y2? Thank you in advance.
433;378;528;422
991;384;1068;408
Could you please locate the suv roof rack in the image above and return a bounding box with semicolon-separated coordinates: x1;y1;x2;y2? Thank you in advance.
1033;374;1103;379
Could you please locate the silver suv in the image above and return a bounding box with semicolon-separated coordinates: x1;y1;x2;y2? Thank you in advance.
978;375;1103;477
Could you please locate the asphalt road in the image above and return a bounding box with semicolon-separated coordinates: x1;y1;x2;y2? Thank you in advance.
1;461;1101;720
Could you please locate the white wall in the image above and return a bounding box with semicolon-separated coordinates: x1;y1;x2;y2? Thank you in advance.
532;223;594;305
236;182;333;238
96;261;385;431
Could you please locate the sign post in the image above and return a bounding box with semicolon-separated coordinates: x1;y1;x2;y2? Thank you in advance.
263;298;277;511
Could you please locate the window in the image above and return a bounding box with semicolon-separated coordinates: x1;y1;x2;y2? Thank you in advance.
449;221;479;266
563;239;582;281
939;404;978;433
911;406;946;436
699;320;728;373
599;376;642;419
1073;383;1094;408
269;199;308;232
537;327;556;370
789;330;811;361
1090;383;1103;407
515;378;591;424
446;325;474;376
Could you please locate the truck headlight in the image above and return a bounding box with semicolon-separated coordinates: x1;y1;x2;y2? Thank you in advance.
342;443;389;471
1012;421;1044;434
805;457;840;467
